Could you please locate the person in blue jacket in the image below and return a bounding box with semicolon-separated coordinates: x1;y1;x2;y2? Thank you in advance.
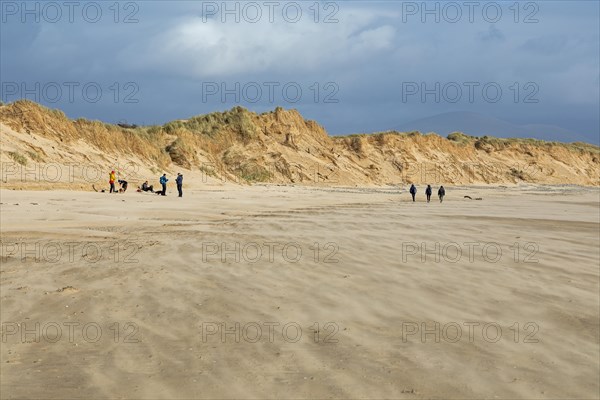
409;184;417;202
176;173;183;198
159;174;168;196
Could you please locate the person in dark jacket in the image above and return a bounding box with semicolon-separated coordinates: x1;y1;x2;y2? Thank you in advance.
176;173;183;198
409;184;417;202
141;181;154;192
438;186;446;203
425;184;432;203
118;179;128;193
159;174;168;196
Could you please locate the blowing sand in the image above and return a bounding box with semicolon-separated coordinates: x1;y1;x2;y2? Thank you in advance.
1;184;599;399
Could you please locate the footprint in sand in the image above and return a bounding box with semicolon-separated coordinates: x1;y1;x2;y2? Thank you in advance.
56;286;79;294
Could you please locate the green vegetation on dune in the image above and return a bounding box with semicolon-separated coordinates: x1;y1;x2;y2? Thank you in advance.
470;135;599;153
8;151;27;165
447;132;471;144
339;130;422;139
222;148;271;183
163;106;257;141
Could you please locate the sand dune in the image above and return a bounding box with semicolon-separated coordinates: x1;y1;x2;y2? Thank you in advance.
1;184;598;399
1;101;598;190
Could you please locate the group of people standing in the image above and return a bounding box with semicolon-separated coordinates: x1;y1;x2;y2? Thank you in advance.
409;184;445;203
156;173;184;197
110;171;184;197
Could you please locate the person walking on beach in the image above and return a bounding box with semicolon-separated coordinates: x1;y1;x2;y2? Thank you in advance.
438;186;446;203
109;170;116;193
409;184;417;202
159;174;168;196
425;184;432;203
176;173;183;198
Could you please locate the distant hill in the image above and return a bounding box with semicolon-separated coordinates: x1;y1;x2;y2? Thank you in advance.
1;100;598;189
396;111;591;144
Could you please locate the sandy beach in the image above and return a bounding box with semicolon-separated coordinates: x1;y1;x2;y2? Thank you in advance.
2;0;599;397
0;184;598;399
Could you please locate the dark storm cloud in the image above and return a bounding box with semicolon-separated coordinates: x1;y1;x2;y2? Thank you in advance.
0;1;598;143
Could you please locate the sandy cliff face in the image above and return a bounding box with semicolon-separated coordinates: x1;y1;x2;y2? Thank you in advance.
1;100;598;189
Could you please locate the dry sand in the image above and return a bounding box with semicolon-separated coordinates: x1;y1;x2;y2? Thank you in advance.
1;184;599;399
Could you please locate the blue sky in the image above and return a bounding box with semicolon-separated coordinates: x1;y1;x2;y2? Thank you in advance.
1;1;599;143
